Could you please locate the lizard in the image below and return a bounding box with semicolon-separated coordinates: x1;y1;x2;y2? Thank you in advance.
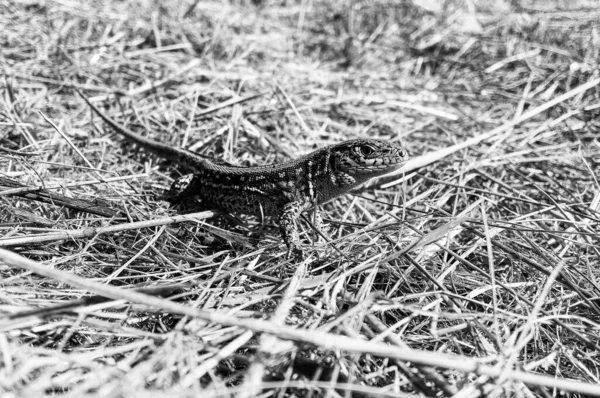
77;91;408;257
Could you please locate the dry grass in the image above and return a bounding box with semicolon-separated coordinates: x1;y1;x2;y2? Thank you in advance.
2;0;600;396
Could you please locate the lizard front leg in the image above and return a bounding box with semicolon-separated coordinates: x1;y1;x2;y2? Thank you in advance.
164;174;196;203
279;201;306;259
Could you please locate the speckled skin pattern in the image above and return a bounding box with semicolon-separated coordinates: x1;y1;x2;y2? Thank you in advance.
79;92;408;257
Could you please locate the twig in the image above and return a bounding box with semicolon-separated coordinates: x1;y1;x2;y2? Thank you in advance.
0;249;599;396
0;211;217;247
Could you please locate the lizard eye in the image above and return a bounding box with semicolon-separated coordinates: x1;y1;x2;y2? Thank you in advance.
358;145;375;156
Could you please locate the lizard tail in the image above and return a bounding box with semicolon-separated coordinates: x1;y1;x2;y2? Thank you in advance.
75;88;209;169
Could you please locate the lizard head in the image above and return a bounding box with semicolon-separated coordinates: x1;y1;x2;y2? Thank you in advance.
329;139;408;182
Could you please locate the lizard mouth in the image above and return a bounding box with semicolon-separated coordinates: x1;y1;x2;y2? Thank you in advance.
351;161;406;177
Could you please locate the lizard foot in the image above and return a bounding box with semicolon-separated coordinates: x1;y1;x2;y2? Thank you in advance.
286;245;304;260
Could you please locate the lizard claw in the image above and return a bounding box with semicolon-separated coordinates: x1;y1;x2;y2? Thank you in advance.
286;245;304;260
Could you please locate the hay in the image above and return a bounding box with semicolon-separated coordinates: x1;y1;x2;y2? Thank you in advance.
2;0;600;396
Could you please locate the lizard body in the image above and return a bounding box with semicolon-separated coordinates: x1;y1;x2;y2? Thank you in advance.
79;92;408;256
